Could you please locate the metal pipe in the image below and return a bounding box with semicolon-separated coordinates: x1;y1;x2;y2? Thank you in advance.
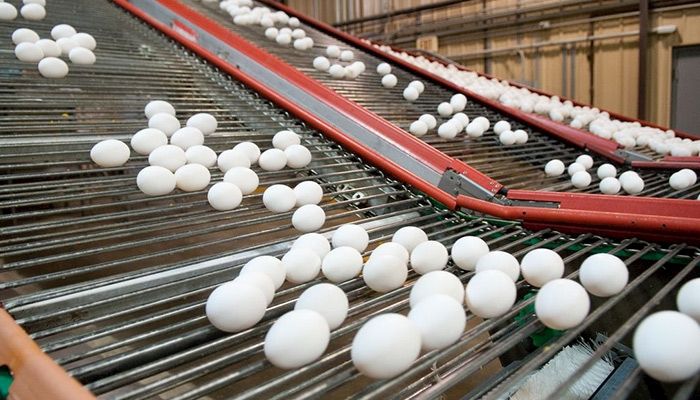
638;0;650;119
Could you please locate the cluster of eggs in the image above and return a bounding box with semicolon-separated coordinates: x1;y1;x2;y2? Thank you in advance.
376;61;398;88
0;0;46;22
373;44;700;157
11;24;96;78
312;45;365;80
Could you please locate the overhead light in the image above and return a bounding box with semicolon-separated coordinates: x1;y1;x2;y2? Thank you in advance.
653;25;677;34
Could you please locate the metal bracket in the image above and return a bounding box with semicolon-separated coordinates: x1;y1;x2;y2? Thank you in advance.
614;148;654;163
438;169;496;201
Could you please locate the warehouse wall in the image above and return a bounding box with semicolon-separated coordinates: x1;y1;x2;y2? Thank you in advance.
286;0;700;129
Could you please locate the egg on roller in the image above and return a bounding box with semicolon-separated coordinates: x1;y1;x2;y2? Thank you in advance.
392;226;428;252
51;24;78;40
410;270;464;307
186;113;217;134
293;232;331;258
571;171;592;189
520;248;564;287
207;182;242;211
149;145;186;172
381;74;397;88
241;255;286;290
409;120;428;137
217;149;251;173
90;139;130;167
263;184;296;213
676;278;700;323
0;3;18;21
174;164;210;192
144;100;176;118
284;144;312;168
282;248;321;283
68;47;96;65
465;269;516;318
232;271;276;306
544;159;565;177
331;224;368;253
258;148;287;171
403;86;419;102
576;154;594;170
535;279;590;330
148;113;181;136
294;283;348;330
206;281;267;332
326;45;341;58
265;27;278;40
294;180;323;206
233;142;261;164
362;255;408;292
130;128;168;155
408;80;425;94
38;57;69;78
35;39;61;57
170;127;204;150
493;120;511;135
596;163;617;179
475;251;520;282
20;3;45;20
12;28;39;44
136;166;176;196
376;62;391;75
410;240;448;275
451;236;489;271
185;145;217;168
328;64;345;79
72;32;97;50
223;167;258;195
15;42;44;62
313;56;331;71
273;130;301;150
578;253;628;297
408;294;466;351
321;246;363;283
56;37;80;56
292;204;326;232
369;242;409;265
265;309;330;369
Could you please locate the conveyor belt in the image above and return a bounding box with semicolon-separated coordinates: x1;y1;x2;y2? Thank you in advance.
1;1;698;399
185;0;700;200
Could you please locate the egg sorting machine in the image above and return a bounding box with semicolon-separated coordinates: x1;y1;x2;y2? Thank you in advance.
0;0;698;399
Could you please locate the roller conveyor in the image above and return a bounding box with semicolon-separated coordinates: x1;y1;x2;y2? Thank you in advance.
0;1;699;399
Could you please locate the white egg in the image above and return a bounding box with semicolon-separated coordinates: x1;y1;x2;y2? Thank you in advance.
450;93;467;112
69;47;96;65
37;57;69;78
408;294;465;352
669;171;692;190
131;128;168;155
465;121;485;138
599;177;621;195
293;232;331;258
275;32;292;45
621;174;645;194
544;159;566;177
370;242;409;265
149;145;186;172
232;142;261;164
279;27;292;35
339;49;354;61
392;226;428;252
272;130;301;150
233;271;275;305
410;270;464;307
262;184;296;213
567;162;585;177
170;127;204;150
257;148;286;171
408;80;425;94
0;3;18;21
71;32;97;50
403;86;419;102
217;149;251;172
418;114;437;129
51;24;77;40
376;62;391;75
282;248;321;283
579;253;628;297
241;256;285;290
493;120;511;135
12;28;39;44
633;311;700;382
452;112;469;128
328;63;345;79
291;28;306;39
207;182;243;210
292;204;326;232
24;0;47;5
295;283;348;329
472;116;490;131
520;248;564;287
410;241;448;275
679;168;697;185
90;139;130;167
498;130;516;145
284;144;312;169
475;250;520;282
294;38;309;51
223;167;258;194
451;236;489;271
513;129;529;144
363;255;408;292
321;246;363;283
136;166;176;196
576;154;594;170
437;102;453;117
465;269;516;318
288;16;300;27
596;163;617;179
144;100;175;119
438;121;459;139
56;37;80;56
294;180;323;206
35;39;61;57
174;164;210;192
326;45;341;58
332;224;368;252
206;281;267;332
313;56;330;71
14;42;43;62
148;113;181;136
186;113;217;134
571;171;592;188
535;279;590;330
185;145;217;167
20;3;45;20
381;74;397;88
677;278;700;323
409;120;428;136
265;27;279;40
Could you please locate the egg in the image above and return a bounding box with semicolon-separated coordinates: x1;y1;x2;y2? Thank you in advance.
233;271;275;305
475;250;520;282
403;86;419;102
263;184;296;213
576;154;594;170
621;174;645;195
410;270;464;307
392;226;428;252
438;121;459;139
293;180;323;206
331;223;368;252
265;27;279;40
328;63;345;79
679;168;697;185
295;37;313;51
289;16;300;27
149;145;186;172
232;142;261;164
381;74;397;88
207;182;242;210
599;177;621;194
291;28;306;39
144;100;176;118
535;279;590;330
520;248;564;287
351;314;421;379
437;102;453;117
186;113;217;134
170;127;204;150
71;32;97;50
450;93;467;112
295;283;348;330
130;128;167;155
321;246;363;283
14;42;43;62
452;112;470;128
363;255;408;292
418;114;437;129
51;24;77;40
497;130;515;145
35;39;61;57
222;167;257;195
56;37;80;56
206;281;267;332
275;32;292;45
408;80;425;94
409;120;428;136
340;49;354;61
326;45;341;58
136;166;176;196
293;233;331;258
0;3;18;21
633;311;700;382
669;171;692;190
37;57;69;78
284;144;312;169
217;149;251;172
596;163;617;179
292;204;326;232
677;278;700;323
174;164;210;192
272;130;300;150
148;113;180;136
370;242;409;265
408;294;465;351
451;236;489;271
513;129;529;144
12;28;39;44
282;248;321;283
493;120;511;135
578;253;628;297
567;162;585;177
465;121;485;138
265;309;330;369
313;56;330;71
185;145;217;167
68;47;96;65
376;62;391;75
410;241;448;275
571;170;592;188
542;160;564;177
20;3;45;20
90;139;130;167
465;269;516;318
241;256;286;290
